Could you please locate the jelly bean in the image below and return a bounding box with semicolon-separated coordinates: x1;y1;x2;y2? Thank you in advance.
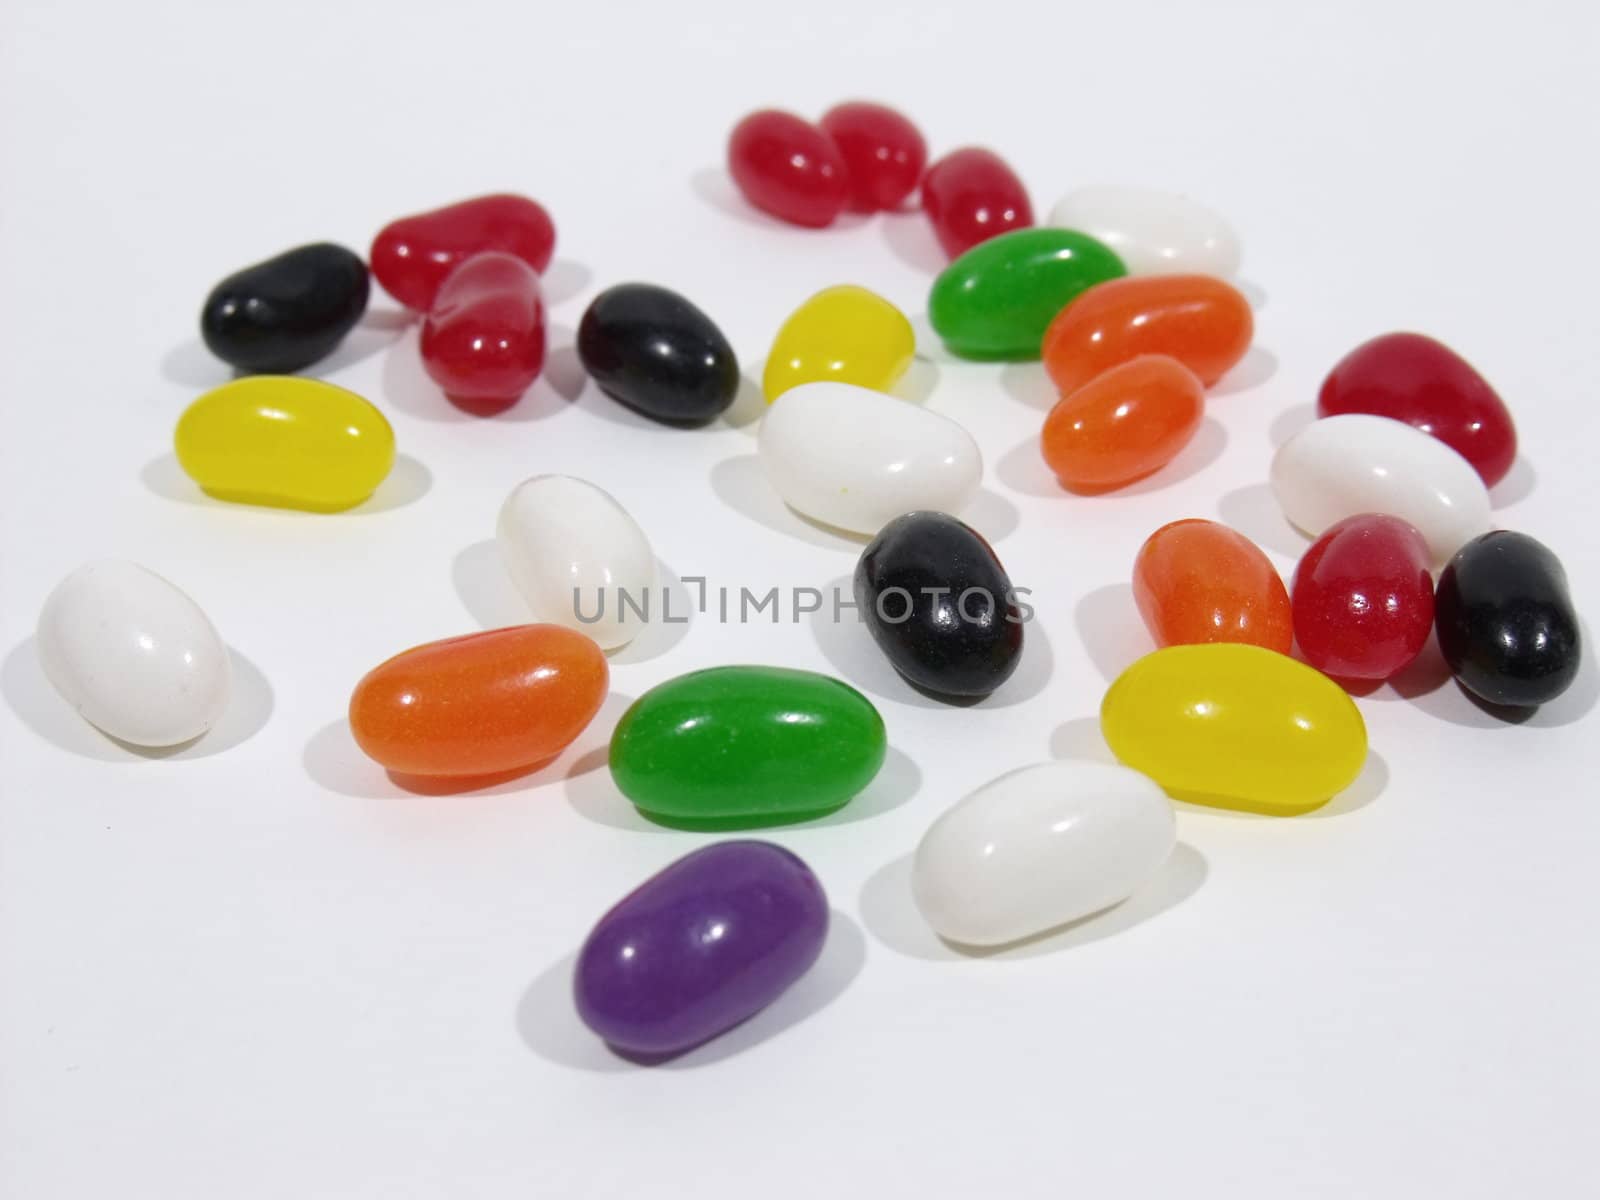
370;193;555;312
174;376;395;512
854;511;1023;698
37;561;230;748
419;251;546;414
200;242;369;374
575;841;828;1058
1040;355;1204;491
1292;514;1434;681
912;762;1175;946
1435;531;1581;707
1048;185;1241;278
349;625;606;778
762;285;915;401
1100;644;1368;815
1040;274;1253;398
726;110;848;228
1317;332;1517;487
818;101;927;211
758;381;981;534
576;283;739;424
1133;519;1292;653
928;228;1126;360
609;666;886;827
1271;414;1491;564
920;147;1033;259
496;475;656;650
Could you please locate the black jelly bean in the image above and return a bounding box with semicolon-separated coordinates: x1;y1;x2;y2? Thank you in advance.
853;511;1024;700
577;283;740;424
1435;530;1581;708
200;242;370;374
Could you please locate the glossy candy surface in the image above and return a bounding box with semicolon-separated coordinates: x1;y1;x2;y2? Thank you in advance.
174;376;395;512
1317;332;1517;487
1435;531;1581;707
762;285;914;401
1133;519;1292;653
854;511;1023;698
370;193;555;311
496;475;655;650
1101;644;1368;815
1048;185;1241;278
420;252;545;414
758;381;981;534
349;625;607;778
1270;414;1491;564
1292;514;1434;680
920;148;1033;259
1040;355;1204;491
1041;273;1253;397
37;561;231;747
928;228;1126;360
576;283;739;424
819;101;926;211
200;242;369;374
609;666;886;827
727;110;848;228
912;762;1175;946
575;841;828;1058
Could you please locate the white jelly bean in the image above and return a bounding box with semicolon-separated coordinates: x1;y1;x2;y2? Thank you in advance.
757;381;982;535
36;560;231;747
912;761;1175;947
1049;184;1242;278
496;475;656;649
1270;414;1491;564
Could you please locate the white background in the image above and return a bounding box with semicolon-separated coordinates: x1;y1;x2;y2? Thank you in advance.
2;1;1597;1196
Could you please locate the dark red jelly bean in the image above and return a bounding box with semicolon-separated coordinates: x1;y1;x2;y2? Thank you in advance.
371;194;555;312
818;101;927;211
1317;332;1517;488
920;147;1033;259
1292;514;1435;681
420;252;545;415
726;110;848;228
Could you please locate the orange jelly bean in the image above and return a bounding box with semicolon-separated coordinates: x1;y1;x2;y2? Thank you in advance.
349;625;607;777
1041;273;1253;398
1132;519;1292;653
1040;355;1203;491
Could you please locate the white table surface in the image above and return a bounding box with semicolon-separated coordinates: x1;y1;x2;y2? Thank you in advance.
2;1;1596;1196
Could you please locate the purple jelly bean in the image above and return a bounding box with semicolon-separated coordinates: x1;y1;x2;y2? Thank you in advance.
573;840;829;1058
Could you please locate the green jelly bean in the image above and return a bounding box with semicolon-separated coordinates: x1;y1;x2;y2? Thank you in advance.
928;228;1126;360
609;666;887;828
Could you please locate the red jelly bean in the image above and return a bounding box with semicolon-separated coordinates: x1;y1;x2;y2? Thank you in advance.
371;194;555;312
1317;332;1517;488
1292;513;1435;681
727;110;848;228
819;101;927;212
920;147;1033;259
420;252;545;415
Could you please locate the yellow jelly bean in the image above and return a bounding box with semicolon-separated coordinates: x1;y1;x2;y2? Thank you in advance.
174;377;395;512
1100;643;1367;816
762;284;915;402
